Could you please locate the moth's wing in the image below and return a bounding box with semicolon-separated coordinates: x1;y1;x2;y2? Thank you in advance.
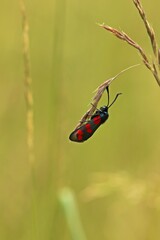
69;116;102;142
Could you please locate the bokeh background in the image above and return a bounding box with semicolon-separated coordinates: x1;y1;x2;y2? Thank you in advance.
1;0;160;239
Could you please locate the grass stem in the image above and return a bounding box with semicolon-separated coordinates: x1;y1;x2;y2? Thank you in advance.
19;1;37;239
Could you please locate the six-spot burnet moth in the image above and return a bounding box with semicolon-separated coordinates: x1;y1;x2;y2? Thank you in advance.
69;87;122;142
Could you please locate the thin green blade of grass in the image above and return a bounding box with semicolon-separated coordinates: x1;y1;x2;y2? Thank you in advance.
58;188;87;240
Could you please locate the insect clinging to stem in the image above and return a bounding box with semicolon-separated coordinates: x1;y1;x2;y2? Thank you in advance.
69;64;140;143
69;87;122;143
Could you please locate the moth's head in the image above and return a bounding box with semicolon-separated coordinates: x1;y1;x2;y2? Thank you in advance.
100;105;108;113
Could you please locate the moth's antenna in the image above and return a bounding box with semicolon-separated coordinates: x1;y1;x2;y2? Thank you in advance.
106;86;110;107
108;93;122;108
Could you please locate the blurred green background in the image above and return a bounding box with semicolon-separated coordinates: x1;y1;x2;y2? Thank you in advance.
1;0;160;239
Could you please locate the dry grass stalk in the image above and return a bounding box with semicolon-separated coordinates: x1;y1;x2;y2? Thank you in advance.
20;2;38;239
98;0;160;86
133;0;158;56
75;64;139;129
20;0;35;165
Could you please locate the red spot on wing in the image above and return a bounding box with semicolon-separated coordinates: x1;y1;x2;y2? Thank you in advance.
93;115;101;125
77;129;84;140
85;123;92;133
